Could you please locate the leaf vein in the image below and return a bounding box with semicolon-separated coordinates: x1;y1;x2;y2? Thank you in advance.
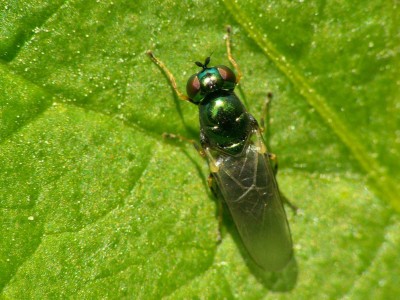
222;0;400;210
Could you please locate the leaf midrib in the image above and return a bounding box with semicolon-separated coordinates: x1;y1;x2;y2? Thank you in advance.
222;0;400;212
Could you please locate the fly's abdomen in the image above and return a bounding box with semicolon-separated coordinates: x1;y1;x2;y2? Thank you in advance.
212;140;293;271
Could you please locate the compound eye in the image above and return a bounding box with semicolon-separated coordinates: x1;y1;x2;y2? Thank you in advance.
186;74;202;103
216;65;236;90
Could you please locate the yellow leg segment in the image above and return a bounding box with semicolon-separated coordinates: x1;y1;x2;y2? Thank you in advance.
146;50;190;102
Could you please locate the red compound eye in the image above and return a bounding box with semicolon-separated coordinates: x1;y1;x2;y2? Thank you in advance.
217;65;236;84
186;74;201;102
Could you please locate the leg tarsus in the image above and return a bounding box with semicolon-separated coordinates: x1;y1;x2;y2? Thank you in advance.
162;132;205;157
281;194;299;215
225;26;242;84
146;50;191;102
260;92;273;133
267;153;298;214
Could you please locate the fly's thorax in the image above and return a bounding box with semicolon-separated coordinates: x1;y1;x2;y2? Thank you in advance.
199;92;254;155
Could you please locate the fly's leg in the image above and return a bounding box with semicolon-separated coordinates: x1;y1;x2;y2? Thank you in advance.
225;26;243;84
162;133;205;157
164;134;229;237
268;152;279;176
259;91;273;135
266;151;298;214
259;92;279;175
146;50;191;102
147;51;201;154
266;152;298;214
282;194;299;214
260;94;299;214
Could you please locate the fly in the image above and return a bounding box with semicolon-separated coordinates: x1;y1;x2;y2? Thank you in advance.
146;26;293;271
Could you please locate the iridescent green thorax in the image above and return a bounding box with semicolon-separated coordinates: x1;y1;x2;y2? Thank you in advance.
199;92;253;155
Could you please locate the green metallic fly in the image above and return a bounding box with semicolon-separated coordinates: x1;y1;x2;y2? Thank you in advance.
146;26;293;271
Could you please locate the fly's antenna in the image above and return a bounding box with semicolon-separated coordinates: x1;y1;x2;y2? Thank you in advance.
195;51;214;70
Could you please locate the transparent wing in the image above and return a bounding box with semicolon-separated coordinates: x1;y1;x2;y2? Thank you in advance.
212;139;292;271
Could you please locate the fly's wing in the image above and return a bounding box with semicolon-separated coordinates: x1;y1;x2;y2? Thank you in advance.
212;142;292;271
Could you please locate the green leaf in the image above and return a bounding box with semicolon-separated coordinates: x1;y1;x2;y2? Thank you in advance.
1;0;399;299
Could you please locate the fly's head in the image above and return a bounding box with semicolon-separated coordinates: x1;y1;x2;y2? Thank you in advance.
186;57;236;104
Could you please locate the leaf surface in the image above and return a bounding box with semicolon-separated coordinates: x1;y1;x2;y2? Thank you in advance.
1;0;399;298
